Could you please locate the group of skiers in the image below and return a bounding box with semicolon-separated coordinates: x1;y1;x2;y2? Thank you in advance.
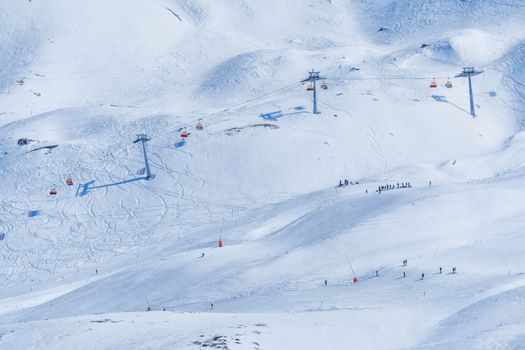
377;182;412;193
338;179;359;187
401;260;457;280
419;268;456;280
322;260;458;287
336;180;419;193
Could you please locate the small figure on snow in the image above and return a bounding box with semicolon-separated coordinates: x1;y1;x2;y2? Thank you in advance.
452;267;457;274
375;270;379;277
200;252;205;258
210;302;214;310
403;271;406;278
439;267;442;274
402;259;408;267
421;273;425;280
324;280;328;286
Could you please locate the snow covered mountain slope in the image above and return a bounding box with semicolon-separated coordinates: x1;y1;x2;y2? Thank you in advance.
1;1;525;349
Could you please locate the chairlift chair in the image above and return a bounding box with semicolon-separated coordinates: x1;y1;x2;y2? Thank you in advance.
306;84;315;91
196;119;203;130
430;79;438;88
65;178;73;186
49;188;57;196
320;82;328;90
445;78;453;88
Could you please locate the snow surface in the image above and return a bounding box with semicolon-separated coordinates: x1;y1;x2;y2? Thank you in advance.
1;0;525;349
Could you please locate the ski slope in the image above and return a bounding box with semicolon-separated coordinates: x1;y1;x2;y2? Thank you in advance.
1;1;525;349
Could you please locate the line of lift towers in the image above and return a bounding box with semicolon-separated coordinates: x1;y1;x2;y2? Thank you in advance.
134;66;484;184
302;66;483;117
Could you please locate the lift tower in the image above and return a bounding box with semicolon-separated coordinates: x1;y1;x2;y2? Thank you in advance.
133;134;152;180
455;67;483;117
301;70;326;114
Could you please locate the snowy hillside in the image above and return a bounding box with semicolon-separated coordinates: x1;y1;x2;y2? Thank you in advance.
1;1;525;349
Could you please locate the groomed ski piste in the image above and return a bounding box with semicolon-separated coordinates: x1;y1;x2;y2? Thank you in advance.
1;1;525;349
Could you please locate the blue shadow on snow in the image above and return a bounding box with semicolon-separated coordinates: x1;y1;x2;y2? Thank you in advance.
431;95;470;115
260;108;310;121
77;177;147;197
